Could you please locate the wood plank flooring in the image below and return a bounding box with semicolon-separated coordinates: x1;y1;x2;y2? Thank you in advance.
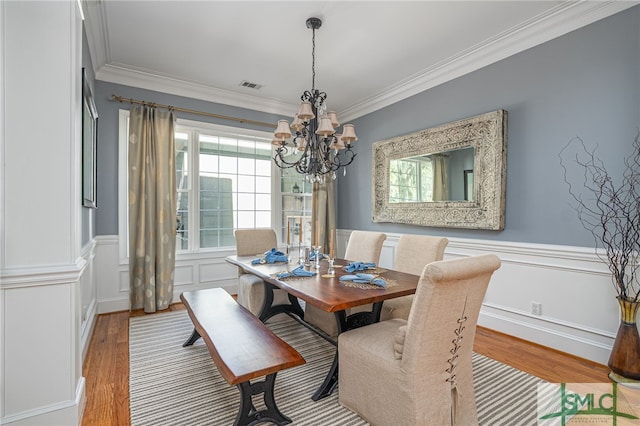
81;304;611;426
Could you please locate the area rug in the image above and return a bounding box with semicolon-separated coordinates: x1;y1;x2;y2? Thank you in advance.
130;310;547;425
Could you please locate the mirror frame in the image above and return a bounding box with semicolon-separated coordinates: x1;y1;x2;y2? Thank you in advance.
372;109;507;230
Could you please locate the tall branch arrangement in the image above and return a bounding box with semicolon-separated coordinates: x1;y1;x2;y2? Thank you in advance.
559;133;640;302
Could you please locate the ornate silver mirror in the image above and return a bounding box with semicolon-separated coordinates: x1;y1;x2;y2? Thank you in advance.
372;110;507;230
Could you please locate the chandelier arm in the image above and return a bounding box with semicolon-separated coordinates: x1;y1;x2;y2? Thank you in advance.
273;146;303;169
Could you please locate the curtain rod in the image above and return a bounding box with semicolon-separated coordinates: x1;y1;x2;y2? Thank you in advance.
111;95;276;129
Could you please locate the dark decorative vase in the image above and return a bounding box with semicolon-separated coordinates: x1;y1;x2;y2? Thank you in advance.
608;297;640;381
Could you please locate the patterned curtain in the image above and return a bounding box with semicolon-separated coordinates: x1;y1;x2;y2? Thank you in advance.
432;154;449;201
128;105;177;312
311;179;337;256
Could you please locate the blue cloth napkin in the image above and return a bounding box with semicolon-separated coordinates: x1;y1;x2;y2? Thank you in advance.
344;261;377;273
339;273;386;287
309;251;326;261
251;248;288;264
276;265;317;279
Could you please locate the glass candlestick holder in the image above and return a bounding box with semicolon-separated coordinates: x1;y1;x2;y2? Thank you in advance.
285;244;293;264
299;244;306;265
327;258;336;277
312;245;322;270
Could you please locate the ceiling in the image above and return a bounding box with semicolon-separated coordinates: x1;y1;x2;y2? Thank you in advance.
83;1;636;121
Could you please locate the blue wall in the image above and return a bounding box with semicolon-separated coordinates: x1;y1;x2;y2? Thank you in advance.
93;6;639;248
340;6;640;247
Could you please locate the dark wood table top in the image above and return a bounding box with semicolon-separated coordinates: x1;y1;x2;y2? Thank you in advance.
226;255;420;313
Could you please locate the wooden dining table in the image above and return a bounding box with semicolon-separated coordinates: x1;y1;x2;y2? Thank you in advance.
225;254;420;400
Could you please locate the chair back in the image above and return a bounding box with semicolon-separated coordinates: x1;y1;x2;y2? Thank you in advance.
394;234;448;275
401;254;501;425
343;231;386;263
234;228;277;256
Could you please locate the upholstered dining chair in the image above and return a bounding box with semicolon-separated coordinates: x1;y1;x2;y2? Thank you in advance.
304;230;387;337
234;228;290;317
380;234;449;321
338;254;501;426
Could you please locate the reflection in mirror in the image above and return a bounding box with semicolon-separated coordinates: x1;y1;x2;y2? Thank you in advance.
372;110;507;230
389;147;475;203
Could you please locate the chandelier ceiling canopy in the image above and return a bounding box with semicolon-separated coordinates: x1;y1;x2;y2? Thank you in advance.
272;17;357;183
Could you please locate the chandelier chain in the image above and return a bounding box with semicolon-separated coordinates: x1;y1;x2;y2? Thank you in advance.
311;26;316;91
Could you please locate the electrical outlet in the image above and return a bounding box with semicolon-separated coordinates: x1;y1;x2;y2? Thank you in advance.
531;302;542;316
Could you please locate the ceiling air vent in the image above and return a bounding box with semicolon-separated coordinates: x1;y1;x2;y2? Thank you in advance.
239;80;262;90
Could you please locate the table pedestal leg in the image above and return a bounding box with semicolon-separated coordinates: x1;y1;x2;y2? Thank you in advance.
258;282;305;323
311;302;383;400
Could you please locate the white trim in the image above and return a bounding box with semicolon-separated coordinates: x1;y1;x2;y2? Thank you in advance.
0;260;87;289
87;1;637;121
117;109;129;264
341;1;638;121
94;230;623;364
482;301;615;339
337;229;621;365
0;377;84;425
118;112;279;261
97;64;297;116
0;0;5;270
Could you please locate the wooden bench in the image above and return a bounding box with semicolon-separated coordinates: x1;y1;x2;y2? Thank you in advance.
180;288;305;426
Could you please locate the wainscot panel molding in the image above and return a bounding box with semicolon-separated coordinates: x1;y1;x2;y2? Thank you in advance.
337;229;620;365
80;240;98;361
1;261;86;425
95;236;241;314
0;377;85;426
95;232;619;364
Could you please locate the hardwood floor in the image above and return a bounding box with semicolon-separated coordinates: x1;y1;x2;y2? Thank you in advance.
81;304;611;426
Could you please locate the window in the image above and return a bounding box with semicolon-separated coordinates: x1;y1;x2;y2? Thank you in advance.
389;157;433;202
119;111;278;258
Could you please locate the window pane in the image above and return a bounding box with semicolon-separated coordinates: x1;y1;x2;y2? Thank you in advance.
256;193;270;209
237;211;255;228
237;175;255;192
256;211;271;228
237;193;255;210
238;157;256;175
219;157;238;174
255;176;270;193
200;153;219;174
256;159;271;176
176;192;189;250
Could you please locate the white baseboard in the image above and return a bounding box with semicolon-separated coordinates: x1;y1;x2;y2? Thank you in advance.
1;378;84;426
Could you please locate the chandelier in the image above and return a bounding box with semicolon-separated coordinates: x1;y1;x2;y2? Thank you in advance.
272;17;357;183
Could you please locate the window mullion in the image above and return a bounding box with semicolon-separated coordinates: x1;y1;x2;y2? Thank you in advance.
191;129;200;251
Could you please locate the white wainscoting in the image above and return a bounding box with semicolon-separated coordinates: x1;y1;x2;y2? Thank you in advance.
0;257;88;425
95;236;240;314
95;232;622;365
336;230;620;366
80;240;98;361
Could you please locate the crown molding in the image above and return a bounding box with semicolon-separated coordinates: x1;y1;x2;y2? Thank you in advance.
96;64;298;117
339;0;639;122
86;1;638;121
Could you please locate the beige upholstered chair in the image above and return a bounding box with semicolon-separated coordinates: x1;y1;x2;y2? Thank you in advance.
304;231;387;337
234;229;290;317
338;254;501;426
380;234;449;321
